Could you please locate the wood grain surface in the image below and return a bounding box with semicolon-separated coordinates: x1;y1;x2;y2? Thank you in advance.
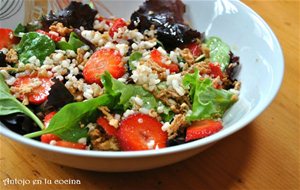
0;1;299;190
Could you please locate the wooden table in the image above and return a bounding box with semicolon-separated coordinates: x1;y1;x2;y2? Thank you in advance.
0;1;299;190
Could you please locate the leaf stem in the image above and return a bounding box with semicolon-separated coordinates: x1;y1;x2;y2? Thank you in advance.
24;130;45;138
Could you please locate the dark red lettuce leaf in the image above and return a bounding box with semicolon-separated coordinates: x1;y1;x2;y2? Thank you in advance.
41;1;97;30
223;51;241;90
227;51;240;79
0;113;40;136
0;52;8;67
42;79;74;111
128;0;202;50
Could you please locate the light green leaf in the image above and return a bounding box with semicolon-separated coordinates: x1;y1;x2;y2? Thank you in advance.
206;37;230;70
56;32;85;51
183;69;237;121
128;52;142;70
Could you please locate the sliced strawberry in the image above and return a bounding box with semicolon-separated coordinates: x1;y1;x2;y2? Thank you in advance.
41;133;86;150
43;111;57;128
209;62;224;79
185;120;223;142
150;49;179;73
109;18;127;37
83;48;125;84
55;141;86;150
13;75;54;105
97;116;117;136
41;134;61;144
97;16;113;25
117;113;167;151
183;42;202;57
0;28;18;48
36;29;62;42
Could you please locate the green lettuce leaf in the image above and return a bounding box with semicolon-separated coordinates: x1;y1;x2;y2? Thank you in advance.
206;36;230;70
101;72;173;121
183;70;237;121
56;32;85;51
101;72;158;110
16;32;55;63
128;52;142;70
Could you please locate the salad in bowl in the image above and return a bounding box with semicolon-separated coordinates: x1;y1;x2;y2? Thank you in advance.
0;0;240;151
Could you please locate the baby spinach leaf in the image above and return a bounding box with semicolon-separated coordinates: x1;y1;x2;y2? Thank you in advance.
13;22;42;37
128;52;142;70
0;74;44;129
24;94;115;142
13;24;26;37
56;32;85;51
206;37;231;71
16;32;55;63
183;69;237;121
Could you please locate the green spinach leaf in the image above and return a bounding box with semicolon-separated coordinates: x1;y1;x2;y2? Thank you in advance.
13;22;43;37
183;69;237;121
24;94;115;142
206;37;230;71
13;24;26;37
16;32;55;63
0;74;44;129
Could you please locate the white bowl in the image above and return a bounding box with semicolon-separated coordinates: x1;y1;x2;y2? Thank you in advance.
0;0;284;172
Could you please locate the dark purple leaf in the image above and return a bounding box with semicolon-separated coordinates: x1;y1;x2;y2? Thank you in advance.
42;79;74;111
0;113;40;136
128;0;202;50
41;2;97;30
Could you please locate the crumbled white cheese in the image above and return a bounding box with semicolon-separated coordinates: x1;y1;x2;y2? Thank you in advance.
78;137;87;145
166;74;185;96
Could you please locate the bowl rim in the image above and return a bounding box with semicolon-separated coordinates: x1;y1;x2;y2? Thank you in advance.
0;0;284;158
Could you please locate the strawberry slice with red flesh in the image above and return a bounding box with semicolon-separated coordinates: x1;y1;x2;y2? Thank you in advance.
209;63;224;79
185;120;223;142
36;29;62;42
0;28;18;49
97;16;113;25
150;49;179;73
43;111;57;128
183;42;202;57
117;113;167;151
83;48;125;84
55;141;86;150
41;134;61;144
41;135;86;149
13;75;54;105
97;116;117;136
109;18;127;37
41;134;86;149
